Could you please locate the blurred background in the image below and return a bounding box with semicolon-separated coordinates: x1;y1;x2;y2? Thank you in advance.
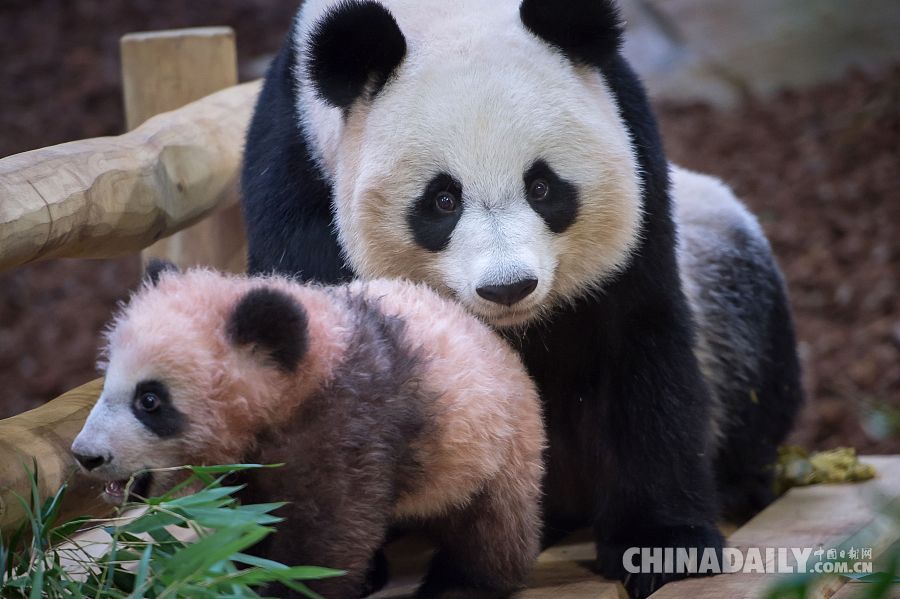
0;0;897;452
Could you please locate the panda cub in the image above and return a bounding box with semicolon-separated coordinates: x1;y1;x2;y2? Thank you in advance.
71;262;544;598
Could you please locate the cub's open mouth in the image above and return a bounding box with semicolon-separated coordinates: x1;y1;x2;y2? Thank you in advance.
103;472;152;504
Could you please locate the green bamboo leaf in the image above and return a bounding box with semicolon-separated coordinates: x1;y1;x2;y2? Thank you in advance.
276;566;345;580
158;527;270;582
177;506;281;529
28;558;43;599
163;485;244;508
279;578;328;599
233;502;286;516
39;482;68;538
120;510;186;535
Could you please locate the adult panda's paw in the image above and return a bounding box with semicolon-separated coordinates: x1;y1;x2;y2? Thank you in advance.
594;523;724;599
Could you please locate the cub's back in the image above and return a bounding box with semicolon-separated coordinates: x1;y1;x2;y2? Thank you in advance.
346;279;544;518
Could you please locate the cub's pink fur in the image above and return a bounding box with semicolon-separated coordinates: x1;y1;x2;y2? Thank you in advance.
82;268;544;597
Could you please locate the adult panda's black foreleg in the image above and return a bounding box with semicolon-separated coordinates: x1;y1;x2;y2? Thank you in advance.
581;296;722;597
512;285;725;599
589;312;724;599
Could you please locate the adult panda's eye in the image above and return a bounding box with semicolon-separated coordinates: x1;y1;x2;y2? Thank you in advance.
136;393;160;412
434;191;458;213
528;179;550;201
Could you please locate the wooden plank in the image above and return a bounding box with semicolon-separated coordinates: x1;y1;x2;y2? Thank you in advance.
649;456;900;599
122;27;247;273
372;530;623;599
0;378;105;537
831;581;900;599
0;80;260;272
521;530;623;598
375;458;899;598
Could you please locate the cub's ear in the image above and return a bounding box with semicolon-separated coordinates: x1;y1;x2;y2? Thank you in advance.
519;0;623;68
227;287;309;372
306;0;406;109
143;259;179;286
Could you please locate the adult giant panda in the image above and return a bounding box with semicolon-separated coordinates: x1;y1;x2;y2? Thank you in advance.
241;0;803;596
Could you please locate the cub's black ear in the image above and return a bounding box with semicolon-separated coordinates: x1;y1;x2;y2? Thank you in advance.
306;0;406;109
520;0;623;68
143;259;179;286
227;287;309;372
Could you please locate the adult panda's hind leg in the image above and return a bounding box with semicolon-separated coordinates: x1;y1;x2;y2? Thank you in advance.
672;166;804;524
710;270;803;523
416;470;541;598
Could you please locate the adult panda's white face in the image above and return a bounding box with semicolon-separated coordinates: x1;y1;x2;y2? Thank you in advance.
299;0;643;328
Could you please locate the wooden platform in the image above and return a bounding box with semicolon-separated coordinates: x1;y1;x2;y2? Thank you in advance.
374;456;900;598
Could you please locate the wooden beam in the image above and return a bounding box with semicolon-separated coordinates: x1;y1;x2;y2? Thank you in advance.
122;27;247;273
0;80;260;272
0;379;106;537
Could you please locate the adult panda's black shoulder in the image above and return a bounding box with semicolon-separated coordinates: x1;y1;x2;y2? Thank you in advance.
241;13;352;283
241;1;803;596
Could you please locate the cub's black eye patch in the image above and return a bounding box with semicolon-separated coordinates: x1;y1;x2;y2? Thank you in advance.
407;173;464;252
523;160;579;233
132;380;186;438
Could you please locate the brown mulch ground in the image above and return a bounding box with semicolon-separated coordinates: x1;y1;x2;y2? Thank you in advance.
0;2;897;452
658;69;900;453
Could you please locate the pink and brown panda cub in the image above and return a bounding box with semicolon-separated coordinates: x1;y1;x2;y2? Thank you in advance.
71;261;544;598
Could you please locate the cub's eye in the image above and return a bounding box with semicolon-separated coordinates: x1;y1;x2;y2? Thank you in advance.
434;191;458;213
136;393;160;412
528;179;550;201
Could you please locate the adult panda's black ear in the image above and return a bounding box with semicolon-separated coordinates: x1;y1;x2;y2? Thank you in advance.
143;259;179;287
519;0;623;68
227;287;309;372
306;0;407;110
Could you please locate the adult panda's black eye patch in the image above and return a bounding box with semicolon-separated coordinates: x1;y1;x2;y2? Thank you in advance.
407;173;464;252
523;160;579;233
131;380;186;438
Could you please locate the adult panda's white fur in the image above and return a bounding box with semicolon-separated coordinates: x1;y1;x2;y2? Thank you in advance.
241;1;804;597
294;0;645;328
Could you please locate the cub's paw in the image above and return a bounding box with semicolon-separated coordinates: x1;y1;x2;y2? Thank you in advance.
595;524;724;599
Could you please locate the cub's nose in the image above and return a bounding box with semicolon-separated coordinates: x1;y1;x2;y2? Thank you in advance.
72;452;109;471
476;278;538;307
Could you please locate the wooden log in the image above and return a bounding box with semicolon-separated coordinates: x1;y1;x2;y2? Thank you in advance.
122;27;247;273
0;80;260;272
0;379;106;537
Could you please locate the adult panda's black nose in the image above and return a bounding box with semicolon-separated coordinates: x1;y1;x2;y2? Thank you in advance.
73;452;109;471
476;278;538;306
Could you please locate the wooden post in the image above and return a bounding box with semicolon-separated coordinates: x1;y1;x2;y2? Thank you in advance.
121;27;247;273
